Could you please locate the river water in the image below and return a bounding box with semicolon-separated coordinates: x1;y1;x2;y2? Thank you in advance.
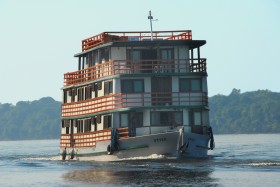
0;134;280;186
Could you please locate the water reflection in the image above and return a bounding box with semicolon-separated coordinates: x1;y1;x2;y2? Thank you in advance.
63;159;218;186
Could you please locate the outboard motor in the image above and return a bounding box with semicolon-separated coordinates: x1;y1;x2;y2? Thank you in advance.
62;148;67;161
108;128;119;155
70;149;75;159
208;126;215;150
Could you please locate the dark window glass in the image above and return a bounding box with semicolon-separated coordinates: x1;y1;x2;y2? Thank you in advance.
121;79;144;93
85;86;92;100
104;81;113;95
104;115;112;129
77;87;84;101
134;80;143;92
77;120;84;133
151;111;183;126
100;48;109;62
63;90;68;103
84;119;91;132
179;78;202;92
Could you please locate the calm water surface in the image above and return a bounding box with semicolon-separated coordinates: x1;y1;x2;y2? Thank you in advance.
0;134;280;187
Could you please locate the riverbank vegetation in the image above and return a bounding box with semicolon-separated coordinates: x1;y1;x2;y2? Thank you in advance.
0;90;279;140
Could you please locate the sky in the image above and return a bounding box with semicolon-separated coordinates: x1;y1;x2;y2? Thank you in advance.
0;0;279;104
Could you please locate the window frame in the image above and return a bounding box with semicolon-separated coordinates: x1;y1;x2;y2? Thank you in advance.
189;110;203;126
179;78;202;92
84;118;92;132
85;85;92;100
104;80;113;95
150;111;183;126
103;115;112;129
121;79;144;93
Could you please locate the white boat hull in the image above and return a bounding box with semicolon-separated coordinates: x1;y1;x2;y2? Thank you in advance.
61;130;210;161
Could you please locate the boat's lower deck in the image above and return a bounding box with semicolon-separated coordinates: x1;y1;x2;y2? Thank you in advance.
61;128;211;161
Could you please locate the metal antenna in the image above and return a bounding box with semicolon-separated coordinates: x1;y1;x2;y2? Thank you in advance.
148;11;157;41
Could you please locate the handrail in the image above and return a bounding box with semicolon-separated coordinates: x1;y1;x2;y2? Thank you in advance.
64;58;206;86
61;92;208;118
60;127;129;148
82;30;192;51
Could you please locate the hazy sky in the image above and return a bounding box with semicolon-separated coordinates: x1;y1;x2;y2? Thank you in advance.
0;0;279;104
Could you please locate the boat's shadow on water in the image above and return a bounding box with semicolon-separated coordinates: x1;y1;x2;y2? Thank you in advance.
62;157;220;186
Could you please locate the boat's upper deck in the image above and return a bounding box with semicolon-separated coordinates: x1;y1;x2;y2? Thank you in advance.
64;30;207;87
81;30;192;51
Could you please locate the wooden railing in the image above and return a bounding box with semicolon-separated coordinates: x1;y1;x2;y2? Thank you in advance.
64;59;206;86
60;127;129;148
82;30;192;51
61;92;208;118
118;127;129;139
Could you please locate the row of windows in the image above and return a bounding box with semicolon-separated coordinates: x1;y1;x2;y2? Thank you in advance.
63;81;112;103
62;112;183;129
62;115;111;134
64;78;202;103
121;78;202;93
120;111;202;127
62;110;203;134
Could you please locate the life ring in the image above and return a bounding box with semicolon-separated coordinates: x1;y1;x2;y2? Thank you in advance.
107;144;113;155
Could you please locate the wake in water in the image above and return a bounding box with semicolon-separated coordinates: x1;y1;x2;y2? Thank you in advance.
22;154;169;162
240;162;280;167
117;154;167;161
22;155;61;161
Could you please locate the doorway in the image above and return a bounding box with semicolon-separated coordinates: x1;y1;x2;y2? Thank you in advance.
141;49;157;73
151;76;172;106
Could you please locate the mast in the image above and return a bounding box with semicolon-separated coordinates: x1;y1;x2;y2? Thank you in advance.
148;10;154;41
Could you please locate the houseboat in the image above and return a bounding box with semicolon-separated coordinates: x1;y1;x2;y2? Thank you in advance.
60;29;214;161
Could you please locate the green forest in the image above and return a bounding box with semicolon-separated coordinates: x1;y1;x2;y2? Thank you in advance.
209;89;280;134
0;89;279;140
0;97;60;140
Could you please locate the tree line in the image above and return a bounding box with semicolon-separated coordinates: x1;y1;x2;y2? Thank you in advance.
0;97;60;140
0;89;279;140
209;89;280;134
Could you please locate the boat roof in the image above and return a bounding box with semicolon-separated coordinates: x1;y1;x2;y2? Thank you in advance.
74;40;206;57
74;30;206;57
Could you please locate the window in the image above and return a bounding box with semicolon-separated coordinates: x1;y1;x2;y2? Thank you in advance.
84;119;91;132
94;82;102;98
63;90;68;103
85;86;92;100
97;82;102;90
194;112;202;125
62;120;70;128
121;79;144;93
91;117;97;131
127;50;141;61
191;79;201;91
189;111;202;126
97;115;101;123
77;87;84;101
161;49;173;60
120;112;143;128
104;115;112;129
71;88;76;102
104;81;113;95
151;111;183;126
77;120;84;133
134;80;143;92
100;48;109;62
179;78;202;92
120;113;128;127
160;49;174;73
